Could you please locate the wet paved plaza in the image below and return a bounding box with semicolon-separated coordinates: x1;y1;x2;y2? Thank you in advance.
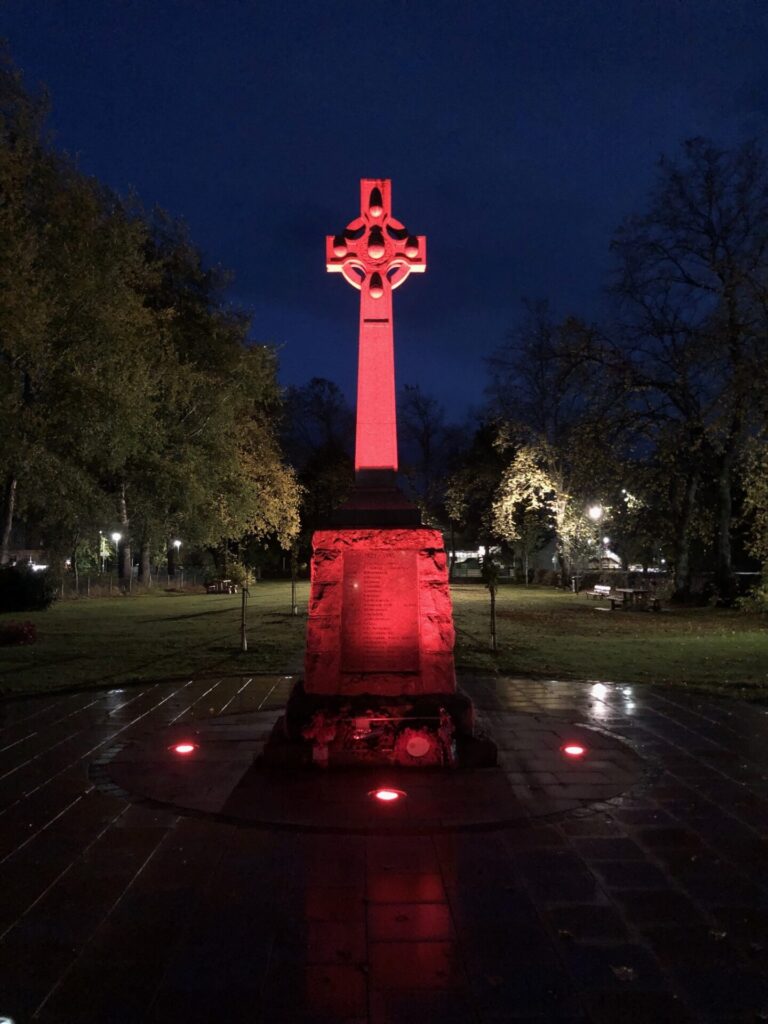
1;674;767;1022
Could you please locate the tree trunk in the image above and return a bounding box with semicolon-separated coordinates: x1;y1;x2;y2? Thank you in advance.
554;496;570;587
714;447;737;603
554;537;570;589
672;474;698;599
71;534;80;591
139;538;151;583
167;543;177;577
448;522;456;579
290;543;299;615
0;475;17;565
489;585;497;652
118;483;131;582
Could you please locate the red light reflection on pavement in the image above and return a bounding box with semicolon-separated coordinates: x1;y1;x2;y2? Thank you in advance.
170;742;197;755
370;788;406;803
562;743;587;758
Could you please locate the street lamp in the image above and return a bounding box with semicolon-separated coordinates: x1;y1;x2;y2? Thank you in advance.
587;505;603;522
170;539;182;584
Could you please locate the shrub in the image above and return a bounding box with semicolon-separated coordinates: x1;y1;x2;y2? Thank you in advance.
0;566;57;613
0;620;38;645
737;577;768;613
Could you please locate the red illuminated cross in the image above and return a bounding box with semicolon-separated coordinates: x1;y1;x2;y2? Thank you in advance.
326;180;426;477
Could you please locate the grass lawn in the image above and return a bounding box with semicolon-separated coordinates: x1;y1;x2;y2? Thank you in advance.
0;585;308;697
453;584;768;698
0;583;765;698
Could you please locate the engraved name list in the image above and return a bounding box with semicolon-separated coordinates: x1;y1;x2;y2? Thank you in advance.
341;550;420;673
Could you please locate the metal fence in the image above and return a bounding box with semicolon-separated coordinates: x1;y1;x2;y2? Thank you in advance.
57;568;206;599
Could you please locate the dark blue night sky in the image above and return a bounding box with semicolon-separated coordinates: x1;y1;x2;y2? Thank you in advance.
4;1;767;415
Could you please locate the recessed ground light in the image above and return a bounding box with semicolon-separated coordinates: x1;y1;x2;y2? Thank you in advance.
170;742;198;755
562;743;587;758
369;788;406;803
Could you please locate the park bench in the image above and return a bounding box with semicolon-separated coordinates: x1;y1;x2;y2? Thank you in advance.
206;578;238;594
584;583;613;600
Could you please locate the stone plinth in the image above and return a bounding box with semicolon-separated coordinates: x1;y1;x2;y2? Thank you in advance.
305;527;456;698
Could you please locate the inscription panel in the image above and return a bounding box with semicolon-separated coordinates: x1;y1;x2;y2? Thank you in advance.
341;550;419;673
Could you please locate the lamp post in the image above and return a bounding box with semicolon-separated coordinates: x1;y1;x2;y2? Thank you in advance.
578;506;604;588
173;540;182;588
111;532;121;570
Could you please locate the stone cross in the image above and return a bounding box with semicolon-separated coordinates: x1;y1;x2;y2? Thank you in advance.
326;179;426;479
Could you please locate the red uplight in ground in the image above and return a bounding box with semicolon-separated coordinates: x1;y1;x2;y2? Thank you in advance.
562;743;587;758
370;788;406;803
170;742;198;755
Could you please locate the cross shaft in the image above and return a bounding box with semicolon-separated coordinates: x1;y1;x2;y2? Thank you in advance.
326;179;426;477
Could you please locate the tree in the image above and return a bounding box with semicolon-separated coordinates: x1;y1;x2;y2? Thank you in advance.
210;345;301;550
610;138;768;600
445;420;507;572
398;384;461;526
283;377;354;461
487;304;618;584
0;49;52;563
124;213;300;578
492;438;593;585
741;436;768;575
282;378;353;548
0;49;300;578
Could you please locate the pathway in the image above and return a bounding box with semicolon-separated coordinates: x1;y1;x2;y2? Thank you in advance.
0;675;767;1022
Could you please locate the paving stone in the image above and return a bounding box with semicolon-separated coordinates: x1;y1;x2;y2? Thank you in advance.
369;939;464;990
2;675;768;1022
613;889;707;927
466;961;580;1018
369;988;478;1024
544;904;632;943
641;924;742;970
306;884;367;920
572;836;649;861
671;965;768;1019
366;871;446;903
609;807;677;826
367;901;453;941
558;940;668;993
526;870;606;903
307;920;367;963
559;815;626;837
591;859;672;889
580;990;696;1023
458;919;561;969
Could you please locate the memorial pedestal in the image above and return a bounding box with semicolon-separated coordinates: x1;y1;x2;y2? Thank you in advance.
306;528;455;697
265;520;496;768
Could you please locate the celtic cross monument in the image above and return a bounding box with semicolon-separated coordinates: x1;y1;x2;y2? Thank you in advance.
267;179;493;769
326;179;426;480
